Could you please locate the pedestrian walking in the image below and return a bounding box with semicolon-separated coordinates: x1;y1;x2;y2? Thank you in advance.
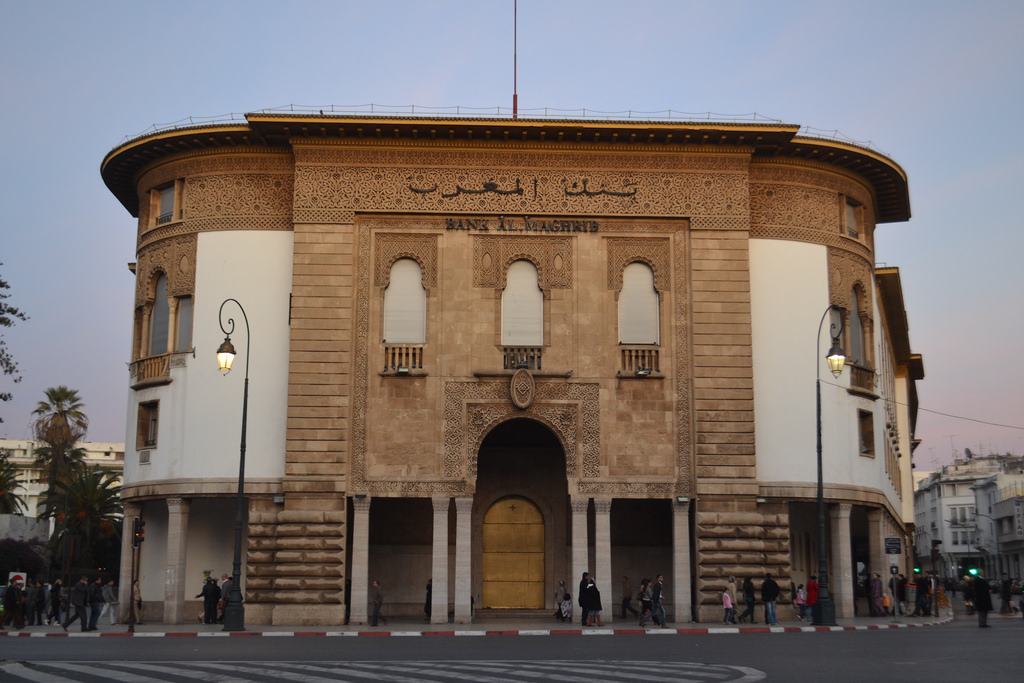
62;576;90;632
370;579;386;626
651;574;667;628
973;570;993;628
794;584;806;621
722;586;735;624
761;573;780;625
100;579;119;625
620;575;639;618
737;576;756;623
638;578;654;627
87;576;104;630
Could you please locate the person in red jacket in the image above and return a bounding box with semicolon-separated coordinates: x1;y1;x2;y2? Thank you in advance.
806;576;820;623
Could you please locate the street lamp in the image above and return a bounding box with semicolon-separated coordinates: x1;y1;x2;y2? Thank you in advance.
217;298;250;632
813;304;846;626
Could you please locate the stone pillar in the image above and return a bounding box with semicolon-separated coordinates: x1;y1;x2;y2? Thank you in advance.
831;504;854;618
349;496;371;625
454;497;473;623
593;498;612;625
430;497;450;624
672;499;692;623
867;508;884;580
571;496;590;624
118;502;141;622
163;497;189;624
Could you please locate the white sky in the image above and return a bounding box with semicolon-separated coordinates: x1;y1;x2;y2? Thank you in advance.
2;0;1022;468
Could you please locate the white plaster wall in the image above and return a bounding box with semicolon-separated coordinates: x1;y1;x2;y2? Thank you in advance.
124;230;293;484
751;238;900;494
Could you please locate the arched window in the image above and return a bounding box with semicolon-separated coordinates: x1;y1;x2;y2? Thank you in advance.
149;273;169;356
619;262;659;344
502;260;543;346
848;287;864;366
383;258;426;344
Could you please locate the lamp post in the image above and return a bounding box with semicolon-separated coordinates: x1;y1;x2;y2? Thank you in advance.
813;304;846;626
217;298;250;632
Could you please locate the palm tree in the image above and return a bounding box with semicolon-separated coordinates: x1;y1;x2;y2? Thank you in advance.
0;450;26;514
32;386;88;514
44;465;122;576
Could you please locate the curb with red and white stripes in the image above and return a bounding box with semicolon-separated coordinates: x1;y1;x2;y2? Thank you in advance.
0;615;954;638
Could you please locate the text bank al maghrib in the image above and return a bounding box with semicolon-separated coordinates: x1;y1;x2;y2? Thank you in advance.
445;217;600;233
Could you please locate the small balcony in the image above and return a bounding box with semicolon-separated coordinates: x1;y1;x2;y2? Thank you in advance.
382;344;424;375
130;353;171;390
847;363;877;398
503;346;542;371
620;345;660;376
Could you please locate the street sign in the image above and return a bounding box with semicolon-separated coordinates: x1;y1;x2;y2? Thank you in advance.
884;537;901;555
890;565;899;575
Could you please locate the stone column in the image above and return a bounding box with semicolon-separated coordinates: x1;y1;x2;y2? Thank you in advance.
430;497;450;624
118;502;141;622
349;496;371;625
163;497;190;624
454;497;473;623
593;498;612;625
672;498;692;623
831;504;854;618
867;508;884;580
571;497;590;624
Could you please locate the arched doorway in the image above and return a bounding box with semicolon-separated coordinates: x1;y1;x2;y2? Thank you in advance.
475;418;568;610
482;496;545;608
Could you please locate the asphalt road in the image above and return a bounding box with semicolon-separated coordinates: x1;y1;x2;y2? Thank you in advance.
1;616;1020;682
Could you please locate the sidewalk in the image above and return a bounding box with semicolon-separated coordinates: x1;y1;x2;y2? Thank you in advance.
0;609;964;638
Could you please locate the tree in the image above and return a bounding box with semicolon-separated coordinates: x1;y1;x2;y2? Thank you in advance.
0;450;26;514
0;263;29;422
44;465;122;576
32;386;89;515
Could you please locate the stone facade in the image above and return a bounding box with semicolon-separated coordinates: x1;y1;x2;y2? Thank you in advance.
103;114;920;624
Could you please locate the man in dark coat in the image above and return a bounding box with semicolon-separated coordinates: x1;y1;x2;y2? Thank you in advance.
197;577;221;624
973;570;994;627
2;579;25;629
737;576;756;623
87;576;104;630
62;576;90;632
578;572;590;626
761;573;780;625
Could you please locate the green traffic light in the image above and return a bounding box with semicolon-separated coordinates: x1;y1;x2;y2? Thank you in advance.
968;568;978;576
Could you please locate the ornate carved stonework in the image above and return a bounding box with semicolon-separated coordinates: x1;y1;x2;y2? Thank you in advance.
373;233;438;288
510;368;535;409
606;237;671;292
473;236;572;289
289;144;749;226
442;379;600;482
134;233;197;306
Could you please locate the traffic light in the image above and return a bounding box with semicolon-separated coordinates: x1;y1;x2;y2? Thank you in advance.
132;517;146;548
968;568;978;576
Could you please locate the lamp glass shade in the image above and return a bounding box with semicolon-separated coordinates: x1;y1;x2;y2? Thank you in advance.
217;337;236;375
826;342;846;377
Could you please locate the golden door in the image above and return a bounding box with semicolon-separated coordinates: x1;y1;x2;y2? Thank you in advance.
481;496;545;608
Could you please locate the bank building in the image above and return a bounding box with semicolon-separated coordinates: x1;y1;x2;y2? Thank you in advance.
101;111;923;625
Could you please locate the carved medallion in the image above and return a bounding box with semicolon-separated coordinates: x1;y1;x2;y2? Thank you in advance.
510;368;535;409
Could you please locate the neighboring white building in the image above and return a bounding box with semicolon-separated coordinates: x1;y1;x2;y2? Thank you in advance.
914;454;1024;578
0;439;125;518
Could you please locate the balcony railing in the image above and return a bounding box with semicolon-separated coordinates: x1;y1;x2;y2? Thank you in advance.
130;353;171;389
503;346;542;371
849;364;875;393
620;345;660;374
383;344;424;373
